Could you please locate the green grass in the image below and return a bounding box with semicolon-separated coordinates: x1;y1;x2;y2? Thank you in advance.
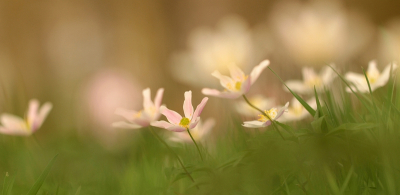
1;68;400;194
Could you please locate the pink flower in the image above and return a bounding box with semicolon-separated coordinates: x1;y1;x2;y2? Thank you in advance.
242;102;289;128
112;88;164;129
0;99;52;136
151;91;208;132
201;60;270;99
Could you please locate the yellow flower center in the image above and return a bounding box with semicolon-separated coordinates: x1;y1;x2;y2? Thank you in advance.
258;108;278;122
367;72;380;84
305;77;322;88
226;76;248;91
179;117;190;128
134;110;142;118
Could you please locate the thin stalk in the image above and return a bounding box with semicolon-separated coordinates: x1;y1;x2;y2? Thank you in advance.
148;127;197;187
186;128;204;161
242;95;286;140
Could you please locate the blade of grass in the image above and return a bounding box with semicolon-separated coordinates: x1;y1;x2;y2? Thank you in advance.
26;154;58;195
268;67;316;116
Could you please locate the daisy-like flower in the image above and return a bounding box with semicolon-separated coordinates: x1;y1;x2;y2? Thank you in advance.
285;64;336;95
235;95;275;117
151;91;208;132
345;61;398;93
0;99;52;136
169;118;215;143
242;102;289;128
278;97;316;122
202;60;270;99
112;88;164;129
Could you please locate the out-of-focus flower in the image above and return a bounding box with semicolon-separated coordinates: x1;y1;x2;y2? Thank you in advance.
379;19;400;63
242;102;289;128
0;99;52;136
279;97;316;122
270;1;373;66
285;65;336;95
202;60;270;99
345;61;397;93
152;91;208;132
235;95;275;117
171;15;257;87
113;88;164;129
169;118;215;143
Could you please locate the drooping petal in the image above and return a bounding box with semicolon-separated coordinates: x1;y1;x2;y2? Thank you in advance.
243;120;268;128
192;97;209;120
160;106;182;125
115;108;139;121
275;102;289;120
154;88;164;108
35;102;53;131
183;91;194;118
202;88;242;99
189;117;200;129
250;60;270;85
374;63;397;88
151;120;175;129
142;88;153;109
27;99;39;128
211;70;235;90
0;114;27;133
285;80;310;94
112;121;141;129
228;64;246;81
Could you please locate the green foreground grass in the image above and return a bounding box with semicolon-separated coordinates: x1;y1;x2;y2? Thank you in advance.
1;69;400;194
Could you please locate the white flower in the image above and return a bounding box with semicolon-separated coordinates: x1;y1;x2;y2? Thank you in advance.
278;97;316;122
112;88;164;129
202;60;270;99
0;99;52;136
242;102;289;128
285;64;336;95
345;60;398;93
235;95;275;117
169;118;215;143
151;91;208;132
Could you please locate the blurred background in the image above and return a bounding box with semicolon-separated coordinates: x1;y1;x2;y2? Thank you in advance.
0;0;399;148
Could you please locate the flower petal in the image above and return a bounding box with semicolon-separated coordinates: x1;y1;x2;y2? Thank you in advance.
115;108;138;121
202;88;242;99
192;97;208;120
35;102;52;131
151;120;175;129
367;60;379;75
183;91;194;118
112;121;141;129
211;70;235;90
160;106;182;125
0;126;29;136
321;64;336;85
243;120;268;128
345;72;368;93
142;88;154;109
189;117;200;129
275;102;289;120
166;125;186;132
27;99;39;128
240;75;251;94
302;67;317;80
228;64;246;81
154;88;164;108
374;62;397;88
0;114;28;135
250;60;269;85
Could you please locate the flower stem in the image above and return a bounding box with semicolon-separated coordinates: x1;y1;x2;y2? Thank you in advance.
242;95;286;140
186;128;204;161
148;127;198;187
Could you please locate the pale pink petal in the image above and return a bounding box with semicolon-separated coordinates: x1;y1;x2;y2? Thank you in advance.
374;63;397;88
228;64;246;81
166;125;186;132
112;121;141;129
151;120;175;129
0;114;29;135
285;80;310;94
154;88;164;108
202;88;242;99
0;126;30;136
115;108;138;121
35;102;52;131
211;70;235;89
160;106;182;125
142;88;153;109
243;120;268;128
192;97;209;120
275;102;289;120
250;60;270;85
130;117;150;127
240;75;251;94
183;91;194;118
189;117;200;129
27;99;39;128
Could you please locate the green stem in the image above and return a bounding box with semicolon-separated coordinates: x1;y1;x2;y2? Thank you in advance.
148;127;197;186
242;95;286;140
186;128;204;161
